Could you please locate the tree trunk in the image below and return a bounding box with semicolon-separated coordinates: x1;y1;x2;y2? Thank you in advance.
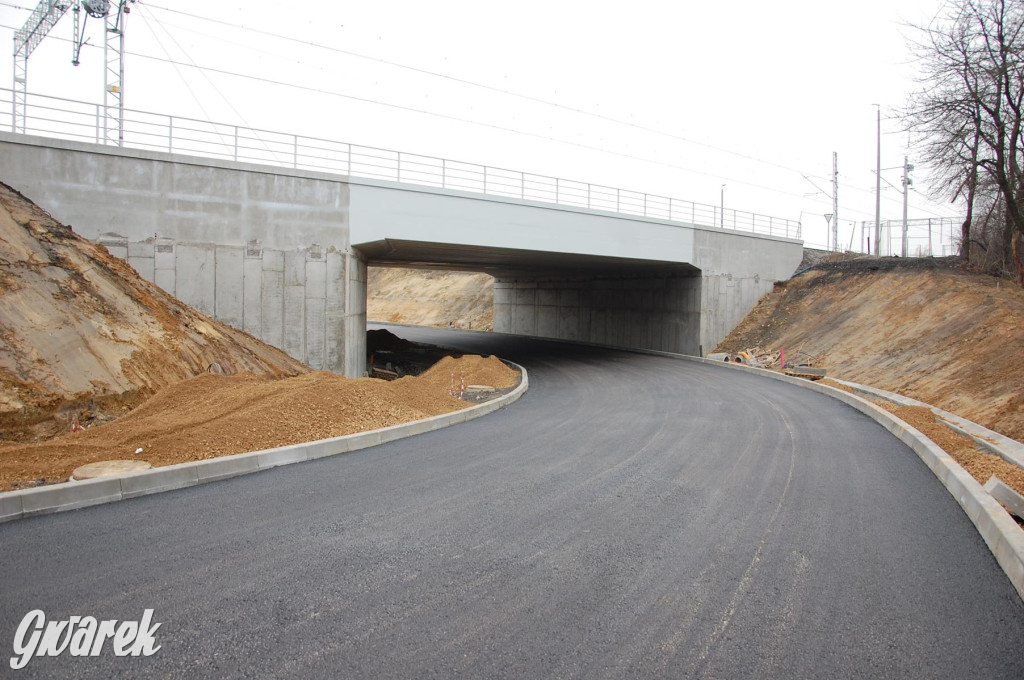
1013;229;1024;287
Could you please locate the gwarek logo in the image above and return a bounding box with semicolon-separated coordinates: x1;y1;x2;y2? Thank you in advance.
9;609;162;670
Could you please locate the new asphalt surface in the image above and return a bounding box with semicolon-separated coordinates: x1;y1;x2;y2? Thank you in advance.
1;325;1023;678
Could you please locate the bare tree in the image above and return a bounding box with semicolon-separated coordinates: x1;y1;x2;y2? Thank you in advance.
906;0;1024;285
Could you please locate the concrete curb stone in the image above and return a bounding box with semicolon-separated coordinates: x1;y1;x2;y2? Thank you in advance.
0;361;527;524
832;379;1024;471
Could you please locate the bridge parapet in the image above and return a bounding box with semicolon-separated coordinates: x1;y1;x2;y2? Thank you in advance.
0;88;800;240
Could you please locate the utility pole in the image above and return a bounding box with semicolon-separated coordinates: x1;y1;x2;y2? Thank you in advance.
874;105;881;255
901;156;913;257
832;152;839;252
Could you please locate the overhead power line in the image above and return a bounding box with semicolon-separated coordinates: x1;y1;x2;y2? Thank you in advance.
137;1;837;183
0;7;962;221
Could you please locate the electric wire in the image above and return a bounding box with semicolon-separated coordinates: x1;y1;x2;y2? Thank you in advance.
134;3;286;163
138;1;838;183
0;7;963;223
4;25;818;205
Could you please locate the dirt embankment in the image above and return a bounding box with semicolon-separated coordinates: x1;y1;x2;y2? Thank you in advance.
0;354;520;490
716;257;1024;443
368;267;494;330
0;182;307;442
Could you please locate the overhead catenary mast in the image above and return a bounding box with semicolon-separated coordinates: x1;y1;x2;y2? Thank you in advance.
102;1;133;145
12;1;72;134
832;151;839;252
11;1;135;144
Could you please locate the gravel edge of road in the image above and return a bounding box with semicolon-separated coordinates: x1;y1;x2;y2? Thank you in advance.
0;361;529;525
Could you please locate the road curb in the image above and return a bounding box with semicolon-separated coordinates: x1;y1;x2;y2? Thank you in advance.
830;379;1024;471
664;352;1024;603
0;361;528;524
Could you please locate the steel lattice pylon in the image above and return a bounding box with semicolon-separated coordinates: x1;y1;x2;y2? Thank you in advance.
12;1;132;143
103;7;125;145
12;2;73;134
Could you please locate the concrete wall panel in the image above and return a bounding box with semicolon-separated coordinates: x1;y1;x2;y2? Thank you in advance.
305;298;326;370
284;283;306;361
537;305;558;338
175;245;216;316
242;256;263;338
343;253;367;377
261;268;284;350
215;246;244;329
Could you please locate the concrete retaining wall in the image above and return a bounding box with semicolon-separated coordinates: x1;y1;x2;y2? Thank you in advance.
0;133;359;374
694;229;799;353
494;273;702;355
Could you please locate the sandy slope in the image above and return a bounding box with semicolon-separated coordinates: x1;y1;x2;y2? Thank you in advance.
0;182;307;441
368;267;493;330
715;257;1024;443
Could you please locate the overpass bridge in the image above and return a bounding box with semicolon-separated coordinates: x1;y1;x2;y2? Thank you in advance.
0;93;803;375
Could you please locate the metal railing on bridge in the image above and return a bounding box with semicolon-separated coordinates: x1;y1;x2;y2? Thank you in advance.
1;88;801;240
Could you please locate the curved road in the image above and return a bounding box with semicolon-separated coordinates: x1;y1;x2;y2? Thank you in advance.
1;326;1023;678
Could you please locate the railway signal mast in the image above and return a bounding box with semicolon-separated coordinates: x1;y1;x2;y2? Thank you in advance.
12;1;136;145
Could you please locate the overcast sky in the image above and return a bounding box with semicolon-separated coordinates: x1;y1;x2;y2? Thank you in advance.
0;0;961;252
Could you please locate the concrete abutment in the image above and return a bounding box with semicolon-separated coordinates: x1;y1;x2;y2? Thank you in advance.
494;272;702;355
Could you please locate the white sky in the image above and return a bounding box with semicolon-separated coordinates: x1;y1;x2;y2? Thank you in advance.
0;0;962;252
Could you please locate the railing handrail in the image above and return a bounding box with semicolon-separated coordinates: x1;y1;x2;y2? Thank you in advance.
2;88;801;240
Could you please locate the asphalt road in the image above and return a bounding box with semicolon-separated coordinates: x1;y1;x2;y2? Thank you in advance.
1;326;1023;679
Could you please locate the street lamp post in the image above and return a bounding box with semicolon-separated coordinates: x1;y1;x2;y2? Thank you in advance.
720;184;726;229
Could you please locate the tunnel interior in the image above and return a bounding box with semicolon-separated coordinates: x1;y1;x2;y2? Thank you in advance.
356;239;703;357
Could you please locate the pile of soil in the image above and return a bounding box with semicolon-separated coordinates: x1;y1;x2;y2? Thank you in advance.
368;267;494;330
0;355;518;490
367;328;414;353
0;182;307;442
416;354;520;390
716;256;1024;443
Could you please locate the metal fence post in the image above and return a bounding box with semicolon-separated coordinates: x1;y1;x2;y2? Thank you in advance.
556;177;560;204
520;172;524;199
233;126;239;161
168;116;173;152
442;159;447;188
397;152;402;183
643;194;647;217
292;135;298;169
588;184;592;209
347;144;353;175
484;166;488;194
616;188;620;212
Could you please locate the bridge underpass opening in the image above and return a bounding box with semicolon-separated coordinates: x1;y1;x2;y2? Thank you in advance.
355;240;704;362
367;266;495;331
